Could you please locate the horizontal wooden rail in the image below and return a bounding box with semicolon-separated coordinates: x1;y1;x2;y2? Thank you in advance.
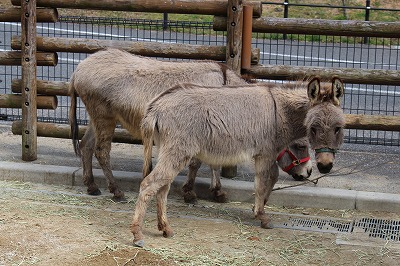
213;17;400;38
243;65;400;86
11;115;400;145
0;94;58;109
0;7;58;22
0;51;58;66
11;0;263;17
11;36;260;63
12;79;69;96
345;114;400;132
12;121;142;144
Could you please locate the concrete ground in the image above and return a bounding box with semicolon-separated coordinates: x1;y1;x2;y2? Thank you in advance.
1;122;400;213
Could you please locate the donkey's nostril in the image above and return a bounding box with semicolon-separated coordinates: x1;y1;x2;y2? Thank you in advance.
317;162;333;174
307;168;312;177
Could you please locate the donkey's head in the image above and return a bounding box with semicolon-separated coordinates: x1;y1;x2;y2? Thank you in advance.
305;77;345;174
276;137;312;181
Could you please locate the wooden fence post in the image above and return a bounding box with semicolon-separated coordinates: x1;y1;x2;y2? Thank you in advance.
21;0;37;161
241;5;253;70
221;0;243;178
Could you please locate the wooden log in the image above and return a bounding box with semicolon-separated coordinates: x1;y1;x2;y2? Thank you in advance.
12;121;142;144
11;36;260;64
0;51;57;66
0;7;58;22
345;114;400;131
222;0;244;178
243;64;400;86
21;0;37;161
11;0;262;17
213;17;400;38
11;114;400;147
225;0;243;75
12;79;69;96
0;94;58;109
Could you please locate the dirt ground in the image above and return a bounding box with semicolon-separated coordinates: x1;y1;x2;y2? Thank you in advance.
1;180;400;266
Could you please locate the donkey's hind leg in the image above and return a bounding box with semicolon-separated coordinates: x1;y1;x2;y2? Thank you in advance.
80;122;100;195
156;183;174;238
93;118;125;201
182;158;202;204
131;152;190;247
210;166;228;203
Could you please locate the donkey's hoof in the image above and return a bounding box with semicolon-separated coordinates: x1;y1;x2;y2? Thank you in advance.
87;188;101;196
213;190;228;203
183;191;198;204
112;195;128;203
163;229;174;238
134;239;145;248
260;220;273;229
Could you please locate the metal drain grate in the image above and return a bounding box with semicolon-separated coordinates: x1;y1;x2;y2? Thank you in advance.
268;212;353;234
353;218;400;241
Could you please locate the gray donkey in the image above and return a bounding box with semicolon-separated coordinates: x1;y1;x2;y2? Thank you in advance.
132;77;345;247
69;48;312;201
182;136;311;203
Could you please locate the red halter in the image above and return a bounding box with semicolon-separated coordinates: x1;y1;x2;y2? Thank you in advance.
276;148;311;173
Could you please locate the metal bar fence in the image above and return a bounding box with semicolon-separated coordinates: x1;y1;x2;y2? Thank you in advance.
1;15;399;146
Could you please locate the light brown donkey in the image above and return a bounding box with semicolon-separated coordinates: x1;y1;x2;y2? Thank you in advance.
69;48;311;201
132;77;345;247
68;48;248;200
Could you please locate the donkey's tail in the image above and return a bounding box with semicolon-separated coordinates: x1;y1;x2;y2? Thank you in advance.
68;74;81;157
141;113;156;178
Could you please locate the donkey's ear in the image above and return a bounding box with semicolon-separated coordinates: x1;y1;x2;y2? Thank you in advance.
331;77;344;105
307;77;320;103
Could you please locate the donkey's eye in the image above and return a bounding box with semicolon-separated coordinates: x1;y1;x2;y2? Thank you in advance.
311;127;317;136
335;127;342;134
296;145;307;150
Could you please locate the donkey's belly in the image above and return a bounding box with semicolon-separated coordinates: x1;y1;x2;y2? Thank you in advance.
195;150;253;167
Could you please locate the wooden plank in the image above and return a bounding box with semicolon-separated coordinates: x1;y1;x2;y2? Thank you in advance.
11;36;260;64
11;121;142;144
21;0;37;161
243;64;400;86
345;114;400;131
11;0;263;17
0;51;57;66
0;94;58;109
11;114;399;147
213;17;400;38
0;7;58;22
12;79;69;96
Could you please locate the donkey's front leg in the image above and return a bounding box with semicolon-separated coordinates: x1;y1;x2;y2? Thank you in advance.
253;157;278;229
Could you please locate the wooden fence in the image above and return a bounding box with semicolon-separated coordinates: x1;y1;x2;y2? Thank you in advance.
0;0;399;161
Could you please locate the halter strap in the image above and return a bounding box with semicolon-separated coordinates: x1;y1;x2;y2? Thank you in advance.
276;148;311;173
314;147;337;154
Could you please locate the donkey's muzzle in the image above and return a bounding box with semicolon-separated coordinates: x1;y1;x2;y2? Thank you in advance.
315;150;335;174
317;162;333;173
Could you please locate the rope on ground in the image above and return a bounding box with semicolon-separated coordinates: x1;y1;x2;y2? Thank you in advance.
272;160;393;191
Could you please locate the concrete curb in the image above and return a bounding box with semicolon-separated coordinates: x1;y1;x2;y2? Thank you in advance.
2;161;400;213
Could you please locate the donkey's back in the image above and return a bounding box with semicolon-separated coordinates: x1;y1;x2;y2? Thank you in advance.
70;48;246;137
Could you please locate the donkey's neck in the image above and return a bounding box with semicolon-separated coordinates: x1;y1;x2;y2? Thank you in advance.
275;88;310;144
